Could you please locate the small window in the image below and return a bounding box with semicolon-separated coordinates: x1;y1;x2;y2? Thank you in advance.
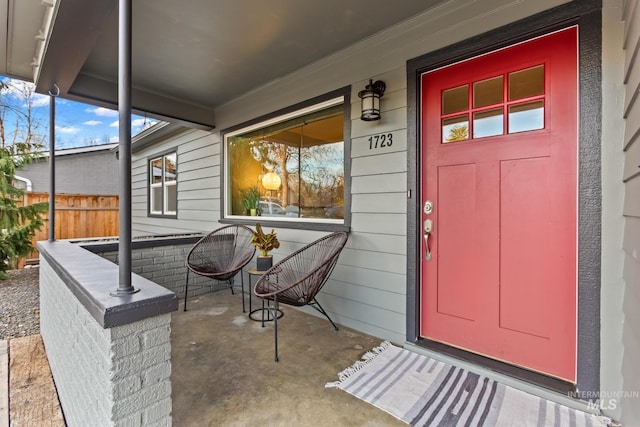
440;64;545;143
149;152;177;217
442;85;468;115
508;101;545;133
473;108;503;138
473;76;503;108
224;97;346;224
442;116;469;143
508;65;544;101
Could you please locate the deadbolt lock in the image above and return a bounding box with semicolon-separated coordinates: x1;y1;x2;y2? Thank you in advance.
423;200;433;215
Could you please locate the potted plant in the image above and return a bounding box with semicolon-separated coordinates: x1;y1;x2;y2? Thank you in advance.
251;223;280;271
241;186;261;216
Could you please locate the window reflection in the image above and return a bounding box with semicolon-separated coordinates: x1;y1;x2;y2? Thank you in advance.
509;65;544;101
474;76;503;108
473;109;503;138
151;159;162;184
442;115;469;143
439;64;546;144
508;101;544;133
442;85;468;115
164;153;176;182
227;104;345;220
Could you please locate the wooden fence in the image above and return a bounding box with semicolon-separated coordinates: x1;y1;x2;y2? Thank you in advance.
22;193;119;265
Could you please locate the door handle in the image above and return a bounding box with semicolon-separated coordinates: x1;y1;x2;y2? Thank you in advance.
424;219;433;261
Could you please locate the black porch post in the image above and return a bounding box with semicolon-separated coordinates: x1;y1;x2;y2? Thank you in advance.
48;88;57;242
114;0;137;295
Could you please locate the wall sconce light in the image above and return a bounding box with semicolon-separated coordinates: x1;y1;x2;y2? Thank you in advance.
358;79;386;121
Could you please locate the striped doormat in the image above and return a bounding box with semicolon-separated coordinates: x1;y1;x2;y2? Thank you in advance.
326;342;610;427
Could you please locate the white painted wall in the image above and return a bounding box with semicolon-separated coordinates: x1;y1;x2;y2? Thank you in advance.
40;259;173;427
132;0;580;345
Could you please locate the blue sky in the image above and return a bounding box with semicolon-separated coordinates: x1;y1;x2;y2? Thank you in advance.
1;77;157;149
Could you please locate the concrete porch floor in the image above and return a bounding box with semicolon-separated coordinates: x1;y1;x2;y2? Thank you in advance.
1;285;607;426
171;288;405;426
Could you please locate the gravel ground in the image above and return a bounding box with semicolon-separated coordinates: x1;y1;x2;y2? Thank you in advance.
0;267;40;340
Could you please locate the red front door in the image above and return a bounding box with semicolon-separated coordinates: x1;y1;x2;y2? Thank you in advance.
420;28;577;381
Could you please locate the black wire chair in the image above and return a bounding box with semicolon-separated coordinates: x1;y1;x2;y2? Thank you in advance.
184;224;256;311
253;231;349;361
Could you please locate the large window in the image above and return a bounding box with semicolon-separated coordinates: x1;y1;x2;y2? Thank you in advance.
225;97;346;224
149;151;177;217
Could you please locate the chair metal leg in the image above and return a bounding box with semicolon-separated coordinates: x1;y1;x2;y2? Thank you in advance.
311;298;339;331
229;278;235;295
184;270;190;311
241;270;246;313
273;295;279;362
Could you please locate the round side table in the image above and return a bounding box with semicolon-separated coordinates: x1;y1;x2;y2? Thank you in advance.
247;267;283;325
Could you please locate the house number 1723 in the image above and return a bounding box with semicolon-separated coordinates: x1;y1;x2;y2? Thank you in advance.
368;133;393;150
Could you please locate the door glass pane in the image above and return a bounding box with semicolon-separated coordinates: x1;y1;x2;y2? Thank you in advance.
164;153;177;182
509;65;544;101
150;158;162;184
442;85;468;115
508;101;544;133
442;115;469;143
473;76;503;108
473;108;503;138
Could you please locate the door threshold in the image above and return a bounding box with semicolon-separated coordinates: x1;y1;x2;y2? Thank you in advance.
404;341;595;415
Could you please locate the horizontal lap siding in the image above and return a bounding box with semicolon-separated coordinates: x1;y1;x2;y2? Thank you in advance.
233;71;409;343
209;0;571;343
131;130;220;237
130;0;574;344
622;0;640;424
338;72;408;342
313;69;408;343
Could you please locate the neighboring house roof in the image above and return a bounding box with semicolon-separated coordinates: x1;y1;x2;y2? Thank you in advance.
34;143;119;159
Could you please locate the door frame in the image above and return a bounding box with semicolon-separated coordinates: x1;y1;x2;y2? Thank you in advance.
405;0;602;398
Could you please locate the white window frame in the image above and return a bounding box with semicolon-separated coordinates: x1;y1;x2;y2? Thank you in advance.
223;94;349;227
149;151;177;217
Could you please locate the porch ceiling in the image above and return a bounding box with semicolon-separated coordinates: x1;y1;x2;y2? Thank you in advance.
3;0;446;128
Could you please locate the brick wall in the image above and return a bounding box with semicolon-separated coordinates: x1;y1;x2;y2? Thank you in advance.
97;242;243;298
40;258;173;426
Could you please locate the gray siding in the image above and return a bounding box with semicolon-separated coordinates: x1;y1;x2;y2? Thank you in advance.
131;130;220;236
600;0;629;422
132;0;577;346
18;149;119;195
620;0;640;424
